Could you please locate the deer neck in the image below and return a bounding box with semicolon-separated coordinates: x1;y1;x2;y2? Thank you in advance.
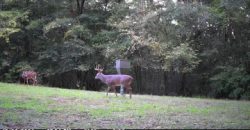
99;73;107;83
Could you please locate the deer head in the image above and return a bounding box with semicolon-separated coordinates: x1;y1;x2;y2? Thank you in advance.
94;64;104;72
95;64;104;80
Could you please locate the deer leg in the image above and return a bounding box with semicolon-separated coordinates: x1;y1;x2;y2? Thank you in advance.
113;86;117;97
34;76;37;85
33;79;37;86
31;79;33;85
128;87;132;99
125;87;129;96
33;79;35;86
26;79;29;85
106;86;111;96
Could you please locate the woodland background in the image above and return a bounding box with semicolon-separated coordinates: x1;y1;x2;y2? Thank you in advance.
0;0;249;100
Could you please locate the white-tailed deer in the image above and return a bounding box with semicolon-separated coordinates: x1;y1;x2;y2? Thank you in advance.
20;71;37;85
94;65;133;98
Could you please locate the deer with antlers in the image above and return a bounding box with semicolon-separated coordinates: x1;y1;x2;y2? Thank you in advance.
95;65;133;99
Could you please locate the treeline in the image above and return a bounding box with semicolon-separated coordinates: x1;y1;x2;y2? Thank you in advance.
0;0;249;100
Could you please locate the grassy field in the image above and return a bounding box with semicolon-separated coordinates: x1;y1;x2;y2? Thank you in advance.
0;82;250;129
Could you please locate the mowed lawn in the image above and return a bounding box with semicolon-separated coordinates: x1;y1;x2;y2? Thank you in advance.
0;82;250;129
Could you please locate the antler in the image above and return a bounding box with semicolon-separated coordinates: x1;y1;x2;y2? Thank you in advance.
95;64;104;72
95;64;100;71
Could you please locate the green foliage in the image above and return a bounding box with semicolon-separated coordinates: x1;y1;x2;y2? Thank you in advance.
38;39;95;74
25;19;45;30
64;24;92;41
210;66;250;99
108;3;129;24
0;10;30;28
241;92;250;100
43;18;74;42
0;11;21;22
89;29;130;65
79;13;105;24
0;10;30;43
3;62;33;82
0;28;20;43
44;18;73;32
91;30;119;45
164;43;200;73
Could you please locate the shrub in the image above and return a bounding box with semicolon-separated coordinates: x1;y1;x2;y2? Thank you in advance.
210;66;250;99
3;62;34;83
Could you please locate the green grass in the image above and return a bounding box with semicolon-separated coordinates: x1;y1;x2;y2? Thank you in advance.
89;108;113;117
186;105;211;115
2;112;15;121
0;82;250;128
0;112;21;123
0;97;48;112
0;83;103;99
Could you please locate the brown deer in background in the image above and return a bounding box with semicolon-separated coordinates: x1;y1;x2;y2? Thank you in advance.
20;71;37;85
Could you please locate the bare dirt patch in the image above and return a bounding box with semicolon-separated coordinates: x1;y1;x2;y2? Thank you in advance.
0;108;6;114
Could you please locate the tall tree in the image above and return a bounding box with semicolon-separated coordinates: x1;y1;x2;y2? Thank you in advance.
76;0;85;14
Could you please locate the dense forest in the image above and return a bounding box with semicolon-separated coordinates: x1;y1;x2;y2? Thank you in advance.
0;0;249;100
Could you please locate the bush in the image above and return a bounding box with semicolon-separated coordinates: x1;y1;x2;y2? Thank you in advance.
210;66;250;100
3;62;34;83
64;24;92;41
241;92;250;100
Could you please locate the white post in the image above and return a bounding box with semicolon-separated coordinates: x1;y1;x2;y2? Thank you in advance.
115;59;131;96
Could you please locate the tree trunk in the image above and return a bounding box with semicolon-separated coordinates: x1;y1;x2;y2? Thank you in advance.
25;0;30;6
104;0;109;11
76;0;80;14
134;65;142;93
76;0;85;14
80;0;85;14
164;71;168;95
180;73;186;96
